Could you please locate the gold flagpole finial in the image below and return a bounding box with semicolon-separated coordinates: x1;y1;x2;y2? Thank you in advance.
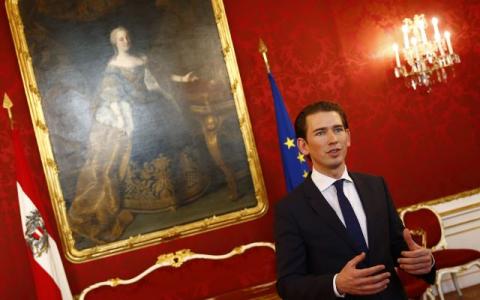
3;93;14;129
258;38;271;74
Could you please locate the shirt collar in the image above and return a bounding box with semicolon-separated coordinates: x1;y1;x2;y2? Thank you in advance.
311;166;352;192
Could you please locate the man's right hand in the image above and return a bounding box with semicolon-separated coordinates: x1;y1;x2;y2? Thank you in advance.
336;252;391;296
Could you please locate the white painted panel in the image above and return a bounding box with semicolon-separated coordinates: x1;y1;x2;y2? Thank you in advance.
430;192;480;293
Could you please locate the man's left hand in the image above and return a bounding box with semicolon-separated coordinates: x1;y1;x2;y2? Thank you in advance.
398;228;433;275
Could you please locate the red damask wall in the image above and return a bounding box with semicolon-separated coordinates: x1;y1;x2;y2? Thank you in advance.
1;0;479;299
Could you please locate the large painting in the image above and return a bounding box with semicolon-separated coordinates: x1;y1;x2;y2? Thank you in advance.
7;0;267;262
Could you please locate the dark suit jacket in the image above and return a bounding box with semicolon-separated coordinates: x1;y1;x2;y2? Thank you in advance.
274;172;435;300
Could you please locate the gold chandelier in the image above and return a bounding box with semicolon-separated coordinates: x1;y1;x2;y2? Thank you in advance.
392;14;460;90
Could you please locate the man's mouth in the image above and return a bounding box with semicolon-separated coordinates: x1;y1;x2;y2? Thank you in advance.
327;148;341;155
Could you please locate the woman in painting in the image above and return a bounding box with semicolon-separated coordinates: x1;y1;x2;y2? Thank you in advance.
68;26;205;244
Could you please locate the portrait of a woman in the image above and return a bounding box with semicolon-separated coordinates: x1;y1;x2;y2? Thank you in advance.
68;26;205;243
12;0;264;261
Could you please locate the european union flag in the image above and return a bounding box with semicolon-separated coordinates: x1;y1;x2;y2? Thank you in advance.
268;73;309;192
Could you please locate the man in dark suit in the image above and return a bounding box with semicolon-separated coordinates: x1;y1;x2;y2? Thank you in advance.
275;101;435;299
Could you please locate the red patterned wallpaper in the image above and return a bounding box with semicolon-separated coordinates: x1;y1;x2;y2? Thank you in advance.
1;0;479;299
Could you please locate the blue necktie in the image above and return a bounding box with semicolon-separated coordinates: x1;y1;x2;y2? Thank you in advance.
333;179;368;253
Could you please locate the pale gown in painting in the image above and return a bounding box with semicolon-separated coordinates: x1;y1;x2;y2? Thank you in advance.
68;57;205;243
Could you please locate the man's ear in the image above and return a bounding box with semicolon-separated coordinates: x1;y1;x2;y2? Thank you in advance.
297;138;309;156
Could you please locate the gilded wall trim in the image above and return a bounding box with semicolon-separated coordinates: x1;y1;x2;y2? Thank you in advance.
398;188;480;217
77;242;275;300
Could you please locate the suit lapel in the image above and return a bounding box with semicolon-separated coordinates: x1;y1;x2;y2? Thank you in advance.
303;177;358;252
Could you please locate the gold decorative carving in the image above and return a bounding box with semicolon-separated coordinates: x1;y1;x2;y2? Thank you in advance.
231;79;238;93
127;235;141;248
2;93;14;128
157;249;193;268
222;45;231;57
258;39;271;73
399;204;448;251
202;215;217;228
46;158;58;173
110;278;120;287
409;229;427;248
398;188;480;217
35;120;48;133
78;242;275;300
28;84;40;97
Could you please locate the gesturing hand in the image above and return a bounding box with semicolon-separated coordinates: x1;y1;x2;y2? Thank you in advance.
170;71;199;83
398;228;433;275
336;252;391;296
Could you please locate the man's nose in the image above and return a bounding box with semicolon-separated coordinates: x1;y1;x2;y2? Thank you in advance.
327;130;338;143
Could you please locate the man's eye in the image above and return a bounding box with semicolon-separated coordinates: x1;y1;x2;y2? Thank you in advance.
334;127;344;133
315;131;326;136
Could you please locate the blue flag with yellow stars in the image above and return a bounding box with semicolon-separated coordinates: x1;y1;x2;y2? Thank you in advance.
268;73;310;192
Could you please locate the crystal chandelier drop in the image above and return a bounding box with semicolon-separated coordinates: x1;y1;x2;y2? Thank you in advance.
392;14;460;91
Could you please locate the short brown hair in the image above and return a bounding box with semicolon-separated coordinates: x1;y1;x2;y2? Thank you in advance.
294;101;349;140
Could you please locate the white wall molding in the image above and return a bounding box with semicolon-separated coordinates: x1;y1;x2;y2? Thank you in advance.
430;191;480;293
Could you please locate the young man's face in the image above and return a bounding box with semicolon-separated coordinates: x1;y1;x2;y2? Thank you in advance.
297;111;351;177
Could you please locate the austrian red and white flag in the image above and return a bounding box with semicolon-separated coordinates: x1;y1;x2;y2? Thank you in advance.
13;128;72;300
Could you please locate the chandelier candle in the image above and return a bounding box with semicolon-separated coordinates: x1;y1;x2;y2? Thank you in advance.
392;14;461;91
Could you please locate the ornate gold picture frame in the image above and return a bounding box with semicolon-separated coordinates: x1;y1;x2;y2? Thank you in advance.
7;0;267;262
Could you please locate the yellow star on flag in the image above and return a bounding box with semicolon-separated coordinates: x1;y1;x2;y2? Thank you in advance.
284;137;295;149
303;170;309;178
297;152;306;163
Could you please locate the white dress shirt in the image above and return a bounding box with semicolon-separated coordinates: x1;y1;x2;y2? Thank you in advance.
310;166;369;297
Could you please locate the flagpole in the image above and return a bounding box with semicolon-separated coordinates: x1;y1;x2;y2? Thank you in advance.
3;93;14;129
258;39;309;191
5;92;73;299
258;38;271;74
